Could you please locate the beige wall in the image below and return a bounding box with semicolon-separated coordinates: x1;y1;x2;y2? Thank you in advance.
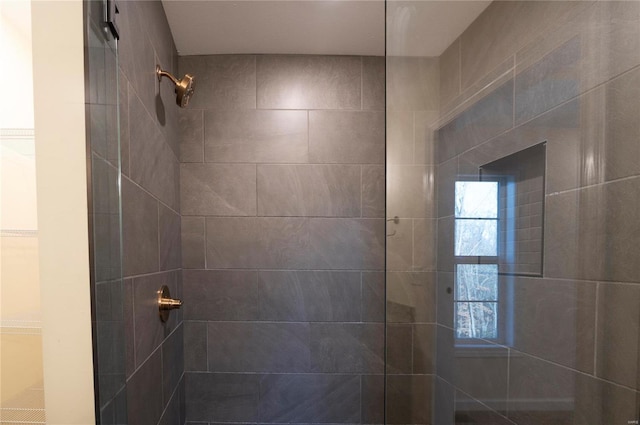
32;1;96;423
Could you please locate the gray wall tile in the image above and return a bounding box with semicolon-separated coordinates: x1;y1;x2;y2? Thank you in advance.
362;272;385;323
185;373;259;422
387;165;435;218
181;163;257;216
596;282;640;390
512;277;596;373
204;109;308;163
162;325;184;406
386;56;439;111
413;324;435;374
129;88;179;210
258;374;360;423
258;164;361;217
181;216;205;269
310;323;384;373
258;271;361;322
515;37;580;125
159;203;181;271
386;324;412;374
179;55;257;110
454;344;509;413
386;272;436;323
122;177;159;276
437;80;513;163
385;375;433;424
184;321;207;372
361;375;384;424
439;38;461;110
133;271;179;367
208;322;311;372
362;165;385;218
182;270;258;321
309;111;385;164
362;56;385;110
257;55;361;110
179;109;204;162
127;349;163;425
206;217;384;270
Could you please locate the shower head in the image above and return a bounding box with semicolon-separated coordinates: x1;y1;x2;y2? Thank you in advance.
156;65;195;108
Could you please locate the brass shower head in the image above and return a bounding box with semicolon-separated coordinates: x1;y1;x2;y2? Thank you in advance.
156;65;195;108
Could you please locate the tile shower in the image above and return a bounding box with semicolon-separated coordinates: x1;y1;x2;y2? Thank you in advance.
84;1;640;425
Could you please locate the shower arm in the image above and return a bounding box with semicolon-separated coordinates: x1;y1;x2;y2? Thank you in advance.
156;65;179;85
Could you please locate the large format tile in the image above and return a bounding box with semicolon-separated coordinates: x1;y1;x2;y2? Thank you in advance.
208;322;310;372
205;217;384;270
122;177;159;277
258;271;361;322
185;373;259;422
454;344;509;413
179;55;256;110
386;272;436;323
129;89;179;210
258;374;360;423
386;110;415;165
437;80;513;163
132;271;179;367
386;324;412;374
603;66;640;182
515;37;580;125
387;165;435;219
508;353;639;425
204;109;308;163
184;321;207;372
162;325;184;406
310;323;384;373
362;271;385;323
544;178;640;282
362;165;385;218
117;0;156;116
127;349;163;425
257;164;361;217
362;56;385;110
309;111;385;164
460;1;590;91
385;375;433;424
182;270;258;321
159;203;181;271
179;109;204;162
361;375;384;424
257;55;361;110
596;282;640;390
413;323;435;374
512;277;596;373
181;216;205;269
386;56;439;111
181;163;257;216
439;38;461;110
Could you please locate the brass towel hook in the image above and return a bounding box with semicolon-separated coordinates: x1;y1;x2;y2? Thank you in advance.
158;285;182;322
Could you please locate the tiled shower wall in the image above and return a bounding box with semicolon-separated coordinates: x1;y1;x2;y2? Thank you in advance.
178;55;386;424
117;1;184;424
434;1;640;423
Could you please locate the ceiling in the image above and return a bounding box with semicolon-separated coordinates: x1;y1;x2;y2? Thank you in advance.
162;1;491;57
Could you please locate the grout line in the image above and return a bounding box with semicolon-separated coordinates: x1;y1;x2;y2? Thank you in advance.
593;282;599;376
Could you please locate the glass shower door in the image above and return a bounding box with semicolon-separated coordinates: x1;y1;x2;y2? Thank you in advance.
84;1;127;422
386;1;640;424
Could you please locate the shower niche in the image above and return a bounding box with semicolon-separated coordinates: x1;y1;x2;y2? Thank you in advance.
480;143;546;277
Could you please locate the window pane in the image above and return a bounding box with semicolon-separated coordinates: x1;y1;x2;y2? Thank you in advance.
455;219;497;256
455;264;498;301
455;181;498;218
456;302;498;339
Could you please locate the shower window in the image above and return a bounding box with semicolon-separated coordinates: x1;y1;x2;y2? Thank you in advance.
454;181;500;341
